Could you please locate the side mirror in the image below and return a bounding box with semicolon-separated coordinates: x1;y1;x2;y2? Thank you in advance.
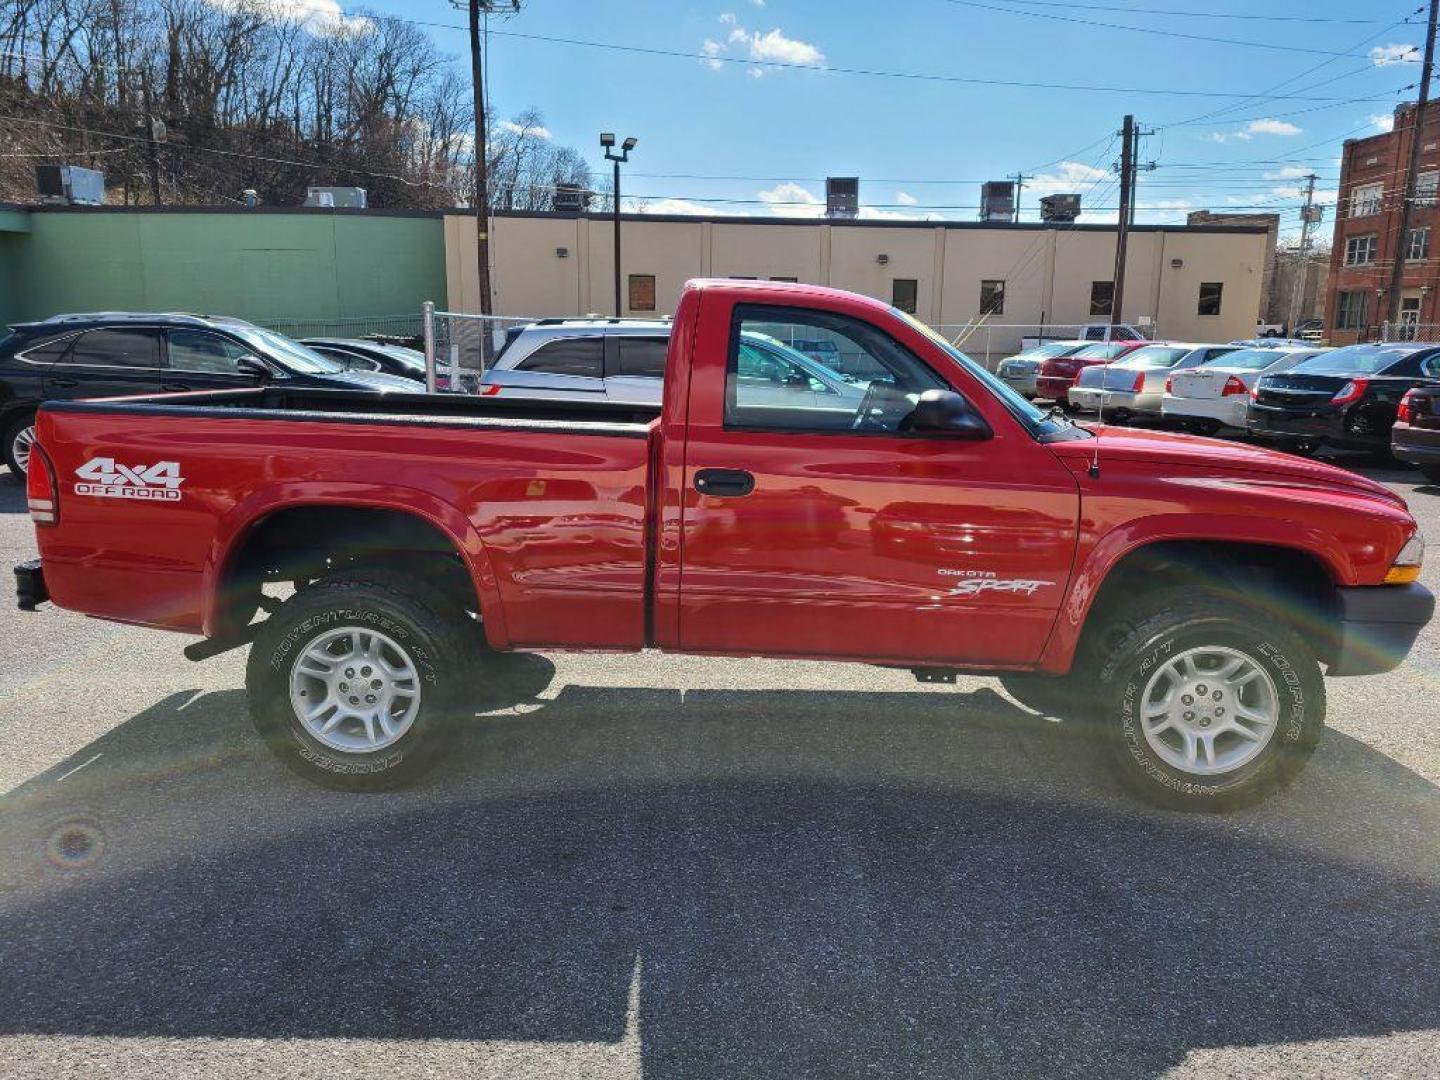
902;389;993;439
236;355;270;381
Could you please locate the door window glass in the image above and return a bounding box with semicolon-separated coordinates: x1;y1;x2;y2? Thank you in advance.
726;305;946;432
515;338;603;378
614;337;668;378
60;329;160;368
167;329;252;374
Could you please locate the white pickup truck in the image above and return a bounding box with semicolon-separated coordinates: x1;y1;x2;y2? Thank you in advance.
1022;322;1149;350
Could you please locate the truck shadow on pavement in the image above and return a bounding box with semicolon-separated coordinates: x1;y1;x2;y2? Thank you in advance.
0;478;25;513
2;670;1439;1077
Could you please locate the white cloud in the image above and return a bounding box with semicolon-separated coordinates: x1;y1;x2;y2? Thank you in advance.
1371;43;1418;66
1265;165;1313;180
728;26;748;44
757;181;826;217
701;39;725;70
747;27;825;65
895;190;918;205
204;0;370;36
637;198;735;216
752;0;766;5
1245;118;1301;137
719;11;738;24
1372;112;1396;133
747;66;765;79
1028;160;1109;197
498;119;550;140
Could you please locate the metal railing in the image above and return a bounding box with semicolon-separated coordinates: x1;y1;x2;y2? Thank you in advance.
932;323;1159;371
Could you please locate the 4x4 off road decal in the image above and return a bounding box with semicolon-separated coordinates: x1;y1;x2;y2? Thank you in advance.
73;457;185;502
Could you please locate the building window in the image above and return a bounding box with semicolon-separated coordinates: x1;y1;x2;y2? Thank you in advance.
1349;182;1383;219
1407;227;1431;262
1344;234;1377;266
892;278;919;314
1089;280;1114;317
628;274;656;312
1334;290;1370;331
979;279;1005;316
1197;282;1224;316
1418;171;1439;207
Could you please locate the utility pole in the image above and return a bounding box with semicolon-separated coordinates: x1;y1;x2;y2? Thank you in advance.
458;1;519;320
1287;173;1320;335
1111;114;1135;329
1008;172;1030;223
1386;0;1438;327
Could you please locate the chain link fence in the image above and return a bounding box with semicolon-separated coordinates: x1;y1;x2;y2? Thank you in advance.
422;304;537;393
257;313;426;347
1380;320;1440;343
934;323;1159;371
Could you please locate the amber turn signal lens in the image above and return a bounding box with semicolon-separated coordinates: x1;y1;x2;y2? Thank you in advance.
1384;565;1422;585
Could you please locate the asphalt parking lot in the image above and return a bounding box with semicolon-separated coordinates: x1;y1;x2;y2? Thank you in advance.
2;458;1440;1079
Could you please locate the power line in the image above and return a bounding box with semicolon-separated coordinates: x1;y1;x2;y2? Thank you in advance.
936;0;1416;24
939;0;1423;57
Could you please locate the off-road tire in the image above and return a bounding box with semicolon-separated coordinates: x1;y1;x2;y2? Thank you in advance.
246;576;474;791
3;412;35;477
1097;591;1324;811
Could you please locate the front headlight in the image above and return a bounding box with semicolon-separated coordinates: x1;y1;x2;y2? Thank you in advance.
1385;529;1426;584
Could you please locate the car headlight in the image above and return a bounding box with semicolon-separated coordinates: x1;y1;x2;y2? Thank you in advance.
1385;529;1426;584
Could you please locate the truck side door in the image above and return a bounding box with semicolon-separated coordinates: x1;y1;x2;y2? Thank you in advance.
671;294;1080;668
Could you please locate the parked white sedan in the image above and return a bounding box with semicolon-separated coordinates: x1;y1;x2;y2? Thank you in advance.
1066;343;1235;421
1160;346;1327;434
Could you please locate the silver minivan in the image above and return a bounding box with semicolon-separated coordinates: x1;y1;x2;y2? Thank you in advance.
481;319;865;409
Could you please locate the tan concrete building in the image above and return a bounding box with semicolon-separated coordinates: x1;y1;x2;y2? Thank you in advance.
445;211;1269;358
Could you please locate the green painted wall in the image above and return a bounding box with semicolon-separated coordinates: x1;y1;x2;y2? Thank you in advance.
0;209;446;330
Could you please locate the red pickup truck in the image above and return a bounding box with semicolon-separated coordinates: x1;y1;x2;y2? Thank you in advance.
15;280;1432;810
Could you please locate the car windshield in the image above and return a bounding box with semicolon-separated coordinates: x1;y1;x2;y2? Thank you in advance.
1208;348;1291;371
233;328;345;373
1072;342;1129;360
1292;344;1419;375
896;310;1073;436
1115;346;1191;370
368;344;426;372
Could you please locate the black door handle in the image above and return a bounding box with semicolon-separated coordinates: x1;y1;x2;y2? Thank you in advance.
50;378;78;389
162;383;192;392
694;468;755;497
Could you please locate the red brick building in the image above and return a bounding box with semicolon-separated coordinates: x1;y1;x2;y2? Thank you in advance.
1326;102;1440;343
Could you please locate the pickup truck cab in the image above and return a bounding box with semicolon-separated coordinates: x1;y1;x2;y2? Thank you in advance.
16;280;1433;810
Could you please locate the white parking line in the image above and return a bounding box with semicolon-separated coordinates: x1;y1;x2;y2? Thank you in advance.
53;752;102;783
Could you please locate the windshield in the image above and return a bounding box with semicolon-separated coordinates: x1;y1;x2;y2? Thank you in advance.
1072;342;1129;360
1207;348;1291;371
233;328;345;374
368;344;426;372
896;310;1076;436
1293;344;1421;375
1115;346;1191;370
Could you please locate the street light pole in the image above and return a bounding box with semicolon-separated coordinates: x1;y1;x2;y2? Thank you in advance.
602;133;637;317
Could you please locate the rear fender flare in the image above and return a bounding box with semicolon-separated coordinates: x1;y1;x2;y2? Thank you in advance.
203;483;511;647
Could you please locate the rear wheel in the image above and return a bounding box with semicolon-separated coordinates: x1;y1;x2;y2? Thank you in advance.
246;576;474;790
1097;592;1324;811
3;414;35;477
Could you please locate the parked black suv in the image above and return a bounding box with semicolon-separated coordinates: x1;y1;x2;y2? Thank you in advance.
297;337;480;394
1;313;416;475
1248;342;1440;457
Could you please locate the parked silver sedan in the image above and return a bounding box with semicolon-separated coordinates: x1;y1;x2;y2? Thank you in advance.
995;341;1087;399
1066;343;1237;421
1161;346;1327;434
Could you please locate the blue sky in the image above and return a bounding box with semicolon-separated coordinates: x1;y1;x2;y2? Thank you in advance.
345;0;1422;236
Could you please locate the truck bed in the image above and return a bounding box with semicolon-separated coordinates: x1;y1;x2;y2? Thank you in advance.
49;385;660;436
32;386;659;649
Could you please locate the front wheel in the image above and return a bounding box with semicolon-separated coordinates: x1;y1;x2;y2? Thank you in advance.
1098;593;1324;811
3;414;35;477
246;576;474;790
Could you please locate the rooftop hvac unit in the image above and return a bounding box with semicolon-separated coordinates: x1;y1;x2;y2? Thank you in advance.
826;177;859;219
35;165;104;206
303;186;367;209
981;180;1015;222
1040;193;1081;223
553;183;589;212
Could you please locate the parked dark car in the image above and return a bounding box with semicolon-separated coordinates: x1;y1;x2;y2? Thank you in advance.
0;313;415;476
298;337;479;394
1248;342;1440;457
1394;385;1440;482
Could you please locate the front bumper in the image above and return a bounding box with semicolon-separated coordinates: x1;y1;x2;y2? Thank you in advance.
14;558;47;611
1327;582;1434;676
